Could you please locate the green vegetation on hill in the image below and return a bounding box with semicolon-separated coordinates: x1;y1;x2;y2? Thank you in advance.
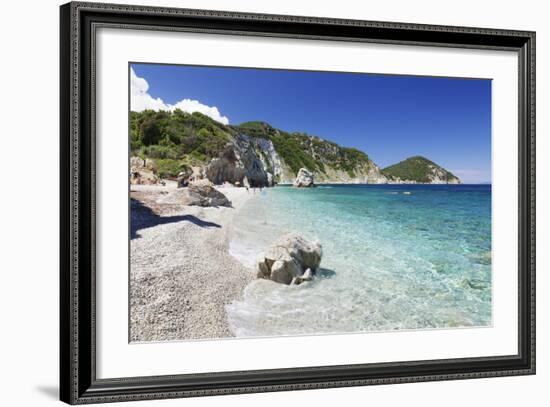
130;109;232;177
382;156;458;183
130;113;374;180
236;122;319;174
337;147;370;178
236;121;371;177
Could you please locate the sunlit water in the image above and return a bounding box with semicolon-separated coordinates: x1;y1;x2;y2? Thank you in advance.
227;184;492;337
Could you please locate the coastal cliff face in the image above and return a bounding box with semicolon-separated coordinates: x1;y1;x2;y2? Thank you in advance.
206;134;283;187
130;110;458;186
235;121;387;184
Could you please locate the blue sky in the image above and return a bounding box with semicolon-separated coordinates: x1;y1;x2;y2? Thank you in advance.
131;63;492;183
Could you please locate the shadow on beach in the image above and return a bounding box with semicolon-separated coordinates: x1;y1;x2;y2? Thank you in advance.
130;198;221;239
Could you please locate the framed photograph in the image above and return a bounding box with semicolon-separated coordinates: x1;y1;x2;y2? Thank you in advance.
60;1;536;404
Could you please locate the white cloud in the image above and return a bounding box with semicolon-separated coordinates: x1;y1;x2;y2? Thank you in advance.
169;99;229;126
130;68;229;125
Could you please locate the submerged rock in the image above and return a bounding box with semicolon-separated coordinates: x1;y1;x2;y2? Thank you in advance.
460;278;489;290
257;233;322;285
293;168;314;187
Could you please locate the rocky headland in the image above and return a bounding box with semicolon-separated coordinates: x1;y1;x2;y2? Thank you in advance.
130;110;461;188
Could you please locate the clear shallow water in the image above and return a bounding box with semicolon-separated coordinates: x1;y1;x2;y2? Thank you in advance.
227;184;492;337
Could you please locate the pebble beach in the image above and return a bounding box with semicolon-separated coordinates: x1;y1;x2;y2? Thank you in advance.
129;183;255;342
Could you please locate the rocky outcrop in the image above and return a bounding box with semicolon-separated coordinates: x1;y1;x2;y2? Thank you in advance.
256;233;322;285
266;172;274;187
177;166;205;188
130;156;161;185
206;146;246;186
130;156;143;168
201;135;391;185
235;123;391;184
130;112;458;186
293;168;315;187
253;136;286;183
206;134;282;188
286;163;387;185
176;168;193;188
366;163;389;184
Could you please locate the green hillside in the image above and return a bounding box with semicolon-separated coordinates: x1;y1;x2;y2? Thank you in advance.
382;156;460;183
130;111;374;179
236;121;371;177
130;109;233;177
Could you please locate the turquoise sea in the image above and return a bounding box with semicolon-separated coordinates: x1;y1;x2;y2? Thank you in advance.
227;184;492;337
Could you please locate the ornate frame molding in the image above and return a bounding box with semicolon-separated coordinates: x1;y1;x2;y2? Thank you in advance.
60;2;535;404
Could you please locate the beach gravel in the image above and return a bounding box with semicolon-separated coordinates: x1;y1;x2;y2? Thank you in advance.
130;184;255;342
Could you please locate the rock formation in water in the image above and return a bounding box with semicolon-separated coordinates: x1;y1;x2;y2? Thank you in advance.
256;233;322;285
293;168;315;187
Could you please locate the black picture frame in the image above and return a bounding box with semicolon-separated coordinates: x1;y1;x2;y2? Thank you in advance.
60;1;536;404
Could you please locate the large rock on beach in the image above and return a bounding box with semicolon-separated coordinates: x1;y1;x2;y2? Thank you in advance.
293;168;314;187
187;180;231;207
157;180;231;207
257;233;322;285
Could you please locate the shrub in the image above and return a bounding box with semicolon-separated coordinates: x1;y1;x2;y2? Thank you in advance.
155;159;192;179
